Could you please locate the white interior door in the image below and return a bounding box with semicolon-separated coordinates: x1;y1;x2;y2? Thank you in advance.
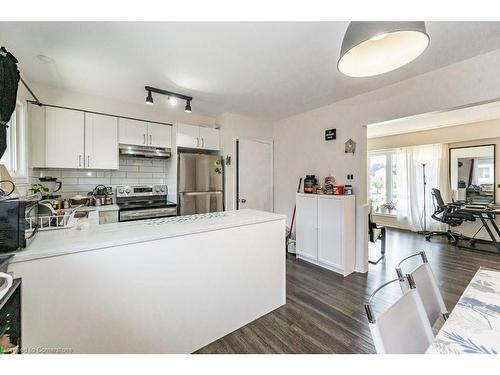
237;139;273;211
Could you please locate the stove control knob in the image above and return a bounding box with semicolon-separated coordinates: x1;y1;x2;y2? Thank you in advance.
118;188;124;194
160;186;166;193
125;188;131;194
155;186;160;193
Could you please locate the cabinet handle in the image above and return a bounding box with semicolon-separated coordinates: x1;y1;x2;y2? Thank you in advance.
87;155;90;168
196;138;200;147
79;155;82;167
149;134;152;145
201;138;204;148
143;134;146;144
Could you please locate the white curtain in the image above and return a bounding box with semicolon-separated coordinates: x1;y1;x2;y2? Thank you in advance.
396;144;449;232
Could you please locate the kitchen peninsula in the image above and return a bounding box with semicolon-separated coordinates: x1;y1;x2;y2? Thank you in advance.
8;209;286;353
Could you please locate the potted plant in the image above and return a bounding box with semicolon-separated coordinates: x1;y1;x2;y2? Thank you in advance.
30;183;49;196
381;201;397;214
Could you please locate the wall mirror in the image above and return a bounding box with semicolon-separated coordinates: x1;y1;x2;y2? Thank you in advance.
450;144;495;204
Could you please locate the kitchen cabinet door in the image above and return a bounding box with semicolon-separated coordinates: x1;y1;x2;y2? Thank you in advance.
177;124;200;148
147;123;172;148
30;103;46;168
296;194;318;261
45;107;85;168
118;118;148;146
199;127;220;150
85;113;119;170
317;196;343;269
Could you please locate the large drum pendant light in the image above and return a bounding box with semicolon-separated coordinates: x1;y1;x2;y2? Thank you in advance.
338;22;429;77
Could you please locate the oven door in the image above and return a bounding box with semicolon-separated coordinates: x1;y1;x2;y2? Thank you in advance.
119;207;177;222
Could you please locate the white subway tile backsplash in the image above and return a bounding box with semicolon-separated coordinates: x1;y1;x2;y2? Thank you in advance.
33;155;174;198
119;165;139;172
126;158;153;167
139;166;164;173
77;177;112;185
59;177;79;185
126;172;151;178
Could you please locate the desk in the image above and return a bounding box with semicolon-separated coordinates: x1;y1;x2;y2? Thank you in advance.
459;206;500;253
426;268;500;354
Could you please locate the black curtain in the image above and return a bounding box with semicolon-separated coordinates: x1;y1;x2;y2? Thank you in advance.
0;47;20;159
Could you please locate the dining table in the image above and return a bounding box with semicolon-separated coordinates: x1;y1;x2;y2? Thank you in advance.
426;267;500;354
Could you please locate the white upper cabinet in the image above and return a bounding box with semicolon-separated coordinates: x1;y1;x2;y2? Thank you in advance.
118;118;148;146
177;124;220;150
45;107;85;169
147;123;172;148
199;127;220;150
176;124;200;148
30;104;47;168
118;119;172;148
85;113;119;170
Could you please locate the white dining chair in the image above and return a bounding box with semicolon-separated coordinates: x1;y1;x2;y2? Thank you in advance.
396;251;449;326
365;275;435;354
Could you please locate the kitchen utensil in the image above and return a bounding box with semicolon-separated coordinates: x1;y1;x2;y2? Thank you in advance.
38;177;62;195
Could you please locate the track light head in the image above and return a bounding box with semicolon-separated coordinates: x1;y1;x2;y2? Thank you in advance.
146;91;154;105
185;100;192;113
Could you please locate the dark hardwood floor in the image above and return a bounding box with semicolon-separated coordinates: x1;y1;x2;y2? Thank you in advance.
195;229;500;354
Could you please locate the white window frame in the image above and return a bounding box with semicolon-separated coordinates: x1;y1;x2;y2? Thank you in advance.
368;149;397;217
0;99;28;183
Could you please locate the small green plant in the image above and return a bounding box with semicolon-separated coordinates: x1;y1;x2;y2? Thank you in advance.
381;201;397;211
30;183;49;195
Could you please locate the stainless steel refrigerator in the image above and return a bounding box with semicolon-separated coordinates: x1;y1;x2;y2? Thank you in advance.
177;152;224;215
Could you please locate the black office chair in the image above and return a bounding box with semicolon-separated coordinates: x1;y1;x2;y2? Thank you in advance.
368;205;386;265
425;188;475;245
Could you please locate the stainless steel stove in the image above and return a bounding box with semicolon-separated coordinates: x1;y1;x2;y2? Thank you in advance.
116;184;177;222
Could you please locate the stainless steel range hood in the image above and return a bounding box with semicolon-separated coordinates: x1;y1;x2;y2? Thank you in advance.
119;144;171;158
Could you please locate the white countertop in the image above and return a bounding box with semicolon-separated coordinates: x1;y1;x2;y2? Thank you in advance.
11;209;286;264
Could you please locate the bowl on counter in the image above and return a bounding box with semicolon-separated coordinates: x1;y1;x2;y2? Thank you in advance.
70;195;90;206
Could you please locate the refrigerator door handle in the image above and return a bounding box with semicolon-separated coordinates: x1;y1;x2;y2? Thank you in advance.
180;191;223;196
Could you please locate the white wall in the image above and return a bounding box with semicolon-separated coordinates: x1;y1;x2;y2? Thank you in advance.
29;82;215;127
216;112;273;211
273;48;500;273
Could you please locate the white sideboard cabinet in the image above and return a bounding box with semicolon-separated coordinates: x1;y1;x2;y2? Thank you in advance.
295;193;356;276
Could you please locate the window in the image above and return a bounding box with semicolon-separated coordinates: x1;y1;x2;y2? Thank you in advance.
369;150;398;215
0;100;26;179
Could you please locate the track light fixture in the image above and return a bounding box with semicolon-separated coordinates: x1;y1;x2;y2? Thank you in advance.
144;86;193;113
145;90;154;105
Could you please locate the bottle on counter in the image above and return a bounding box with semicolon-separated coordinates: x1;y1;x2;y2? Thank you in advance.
304;175;317;194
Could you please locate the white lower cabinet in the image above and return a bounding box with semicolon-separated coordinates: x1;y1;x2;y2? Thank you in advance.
296;193;355;276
